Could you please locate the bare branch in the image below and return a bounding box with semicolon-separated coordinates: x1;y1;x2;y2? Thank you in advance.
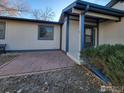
32;8;55;21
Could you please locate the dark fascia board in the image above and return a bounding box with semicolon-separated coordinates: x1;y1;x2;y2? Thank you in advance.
106;0;124;7
59;1;77;22
0;16;62;25
76;0;124;16
59;0;124;22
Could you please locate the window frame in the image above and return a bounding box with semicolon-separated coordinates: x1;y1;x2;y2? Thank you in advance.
38;25;54;40
84;26;95;48
0;22;6;40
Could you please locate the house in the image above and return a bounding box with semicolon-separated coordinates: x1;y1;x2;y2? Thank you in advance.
0;0;124;64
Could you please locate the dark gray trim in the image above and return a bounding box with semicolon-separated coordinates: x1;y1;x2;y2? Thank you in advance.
96;19;99;46
0;16;62;25
106;0;123;7
0;22;6;40
60;0;124;22
6;49;60;53
38;25;54;40
76;0;124;16
60;24;62;50
59;1;77;22
66;15;69;52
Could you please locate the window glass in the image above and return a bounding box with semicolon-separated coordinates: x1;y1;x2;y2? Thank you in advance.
0;22;5;39
85;28;92;35
85;27;95;48
85;35;91;43
38;25;54;40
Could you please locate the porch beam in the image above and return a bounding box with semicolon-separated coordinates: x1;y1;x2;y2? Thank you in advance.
72;8;120;21
86;12;119;21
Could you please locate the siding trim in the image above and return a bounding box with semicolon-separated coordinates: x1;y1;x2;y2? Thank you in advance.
66;15;70;52
60;24;62;50
0;22;6;40
6;49;60;53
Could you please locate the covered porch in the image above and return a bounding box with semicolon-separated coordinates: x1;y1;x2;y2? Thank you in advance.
60;0;124;64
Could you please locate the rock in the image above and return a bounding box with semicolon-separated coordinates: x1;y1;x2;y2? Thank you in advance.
17;89;22;93
5;92;10;93
0;66;101;93
79;87;84;90
42;82;49;93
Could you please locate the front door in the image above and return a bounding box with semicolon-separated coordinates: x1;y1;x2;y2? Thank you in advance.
84;27;95;48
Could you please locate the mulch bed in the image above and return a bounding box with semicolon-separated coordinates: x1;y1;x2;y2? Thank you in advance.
0;65;102;93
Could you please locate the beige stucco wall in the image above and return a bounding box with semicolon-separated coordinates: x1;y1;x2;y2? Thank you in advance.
99;17;124;45
68;20;80;62
97;2;124;45
0;20;60;51
62;18;67;52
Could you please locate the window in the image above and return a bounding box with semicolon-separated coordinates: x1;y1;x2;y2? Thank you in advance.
0;22;5;39
38;25;54;40
85;27;95;48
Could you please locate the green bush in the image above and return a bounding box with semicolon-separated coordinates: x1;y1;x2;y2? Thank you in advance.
80;44;124;86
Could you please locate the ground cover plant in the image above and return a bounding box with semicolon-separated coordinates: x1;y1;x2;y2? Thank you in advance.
80;44;124;86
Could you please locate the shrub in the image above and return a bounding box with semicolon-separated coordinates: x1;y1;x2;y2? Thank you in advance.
80;44;124;86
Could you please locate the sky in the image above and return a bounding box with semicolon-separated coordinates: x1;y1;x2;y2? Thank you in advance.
27;0;111;21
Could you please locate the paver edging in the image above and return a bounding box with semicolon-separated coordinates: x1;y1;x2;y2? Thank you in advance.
0;66;73;79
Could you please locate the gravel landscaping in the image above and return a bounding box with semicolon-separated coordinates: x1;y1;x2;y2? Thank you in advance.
0;54;18;67
0;65;102;93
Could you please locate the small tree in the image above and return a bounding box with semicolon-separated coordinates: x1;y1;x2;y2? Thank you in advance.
32;7;55;21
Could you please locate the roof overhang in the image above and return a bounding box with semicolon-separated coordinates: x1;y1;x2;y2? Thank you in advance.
0;16;62;25
106;0;124;7
72;8;119;21
59;0;124;22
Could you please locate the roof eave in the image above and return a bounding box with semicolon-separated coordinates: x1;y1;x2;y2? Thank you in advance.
0;16;62;25
106;0;120;7
59;0;124;22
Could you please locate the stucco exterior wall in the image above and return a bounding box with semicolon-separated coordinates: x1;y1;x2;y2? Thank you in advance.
0;20;60;51
68;20;80;62
99;17;124;45
62;18;67;52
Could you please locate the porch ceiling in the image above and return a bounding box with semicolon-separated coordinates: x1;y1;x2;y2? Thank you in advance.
72;8;120;21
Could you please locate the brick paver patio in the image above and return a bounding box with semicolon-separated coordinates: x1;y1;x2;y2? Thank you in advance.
0;51;75;77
